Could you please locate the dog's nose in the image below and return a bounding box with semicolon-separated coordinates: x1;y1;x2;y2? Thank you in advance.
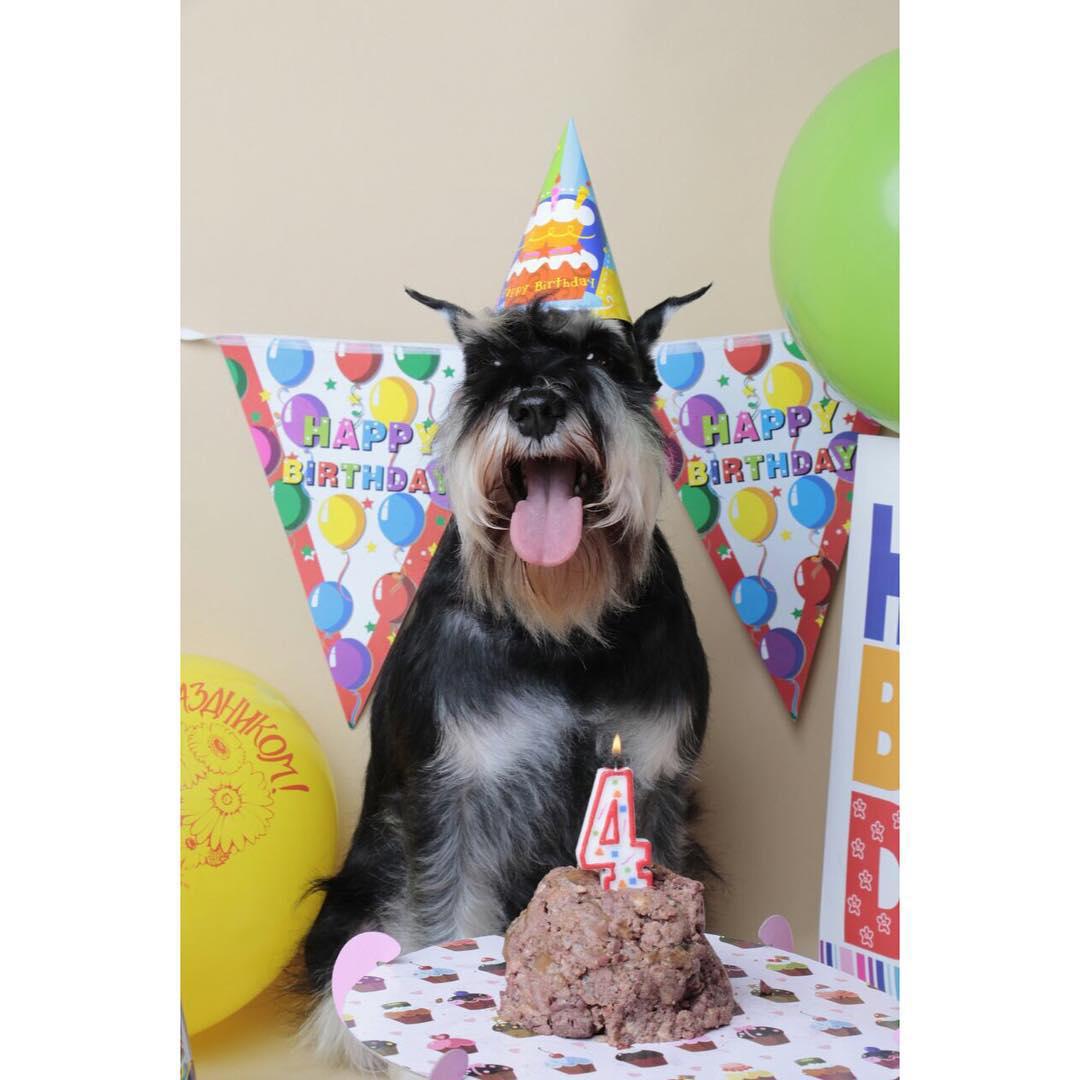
509;389;565;441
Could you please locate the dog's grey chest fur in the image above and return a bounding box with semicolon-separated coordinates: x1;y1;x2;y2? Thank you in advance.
402;681;693;947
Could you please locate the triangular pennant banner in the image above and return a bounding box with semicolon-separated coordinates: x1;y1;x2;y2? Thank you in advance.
651;330;880;719
217;334;465;726
214;327;876;728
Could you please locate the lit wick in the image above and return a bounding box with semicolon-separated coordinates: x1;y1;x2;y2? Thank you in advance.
611;732;625;769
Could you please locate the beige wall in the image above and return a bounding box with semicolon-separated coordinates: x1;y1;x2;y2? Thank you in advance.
183;1;896;1072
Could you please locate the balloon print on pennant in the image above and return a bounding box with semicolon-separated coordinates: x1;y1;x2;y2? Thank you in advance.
226;356;248;398
373;572;416;625
656;342;704;392
281;394;329;450
728;487;777;544
732;575;778;627
267;338;314;388
724;333;771;376
680;485;719;534
394;347;440;382
378;493;425;548
788;475;836;531
370;376;418;427
328;638;372;692
763;361;813;411
761;627;805;680
272;480;310;533
760;627;807;718
308;582;354;634
335;342;383;385
318;495;366;551
794;555;837;606
679;395;725;449
250;425;281;475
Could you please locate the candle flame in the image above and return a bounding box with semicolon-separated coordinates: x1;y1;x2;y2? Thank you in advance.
611;733;622;757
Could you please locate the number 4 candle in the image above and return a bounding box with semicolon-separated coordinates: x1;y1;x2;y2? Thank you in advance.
576;734;653;890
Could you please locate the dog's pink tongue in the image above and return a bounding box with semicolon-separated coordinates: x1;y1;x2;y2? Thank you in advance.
509;460;583;567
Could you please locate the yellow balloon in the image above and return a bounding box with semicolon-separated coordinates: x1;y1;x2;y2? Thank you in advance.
763;361;813;410
370;376;418;426
181;656;337;1034
728;486;778;543
318;494;366;550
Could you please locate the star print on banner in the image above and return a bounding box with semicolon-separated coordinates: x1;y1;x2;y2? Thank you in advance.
654;329;880;719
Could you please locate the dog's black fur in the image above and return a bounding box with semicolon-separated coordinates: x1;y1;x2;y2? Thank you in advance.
300;288;714;1065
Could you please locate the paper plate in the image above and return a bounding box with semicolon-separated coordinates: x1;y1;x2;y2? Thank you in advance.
341;933;899;1078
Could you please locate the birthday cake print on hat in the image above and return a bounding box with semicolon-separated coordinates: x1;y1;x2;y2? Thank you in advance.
497;119;630;322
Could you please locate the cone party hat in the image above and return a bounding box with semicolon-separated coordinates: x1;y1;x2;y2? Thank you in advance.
497;119;631;322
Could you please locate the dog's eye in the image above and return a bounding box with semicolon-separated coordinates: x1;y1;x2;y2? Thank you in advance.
586;351;606;367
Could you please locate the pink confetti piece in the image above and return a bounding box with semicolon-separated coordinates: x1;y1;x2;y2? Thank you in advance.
429;1047;468;1080
331;932;401;1017
758;914;795;951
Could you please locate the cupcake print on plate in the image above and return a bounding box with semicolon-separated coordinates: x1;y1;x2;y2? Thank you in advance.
418;965;460;984
451;990;496;1010
736;1025;789;1046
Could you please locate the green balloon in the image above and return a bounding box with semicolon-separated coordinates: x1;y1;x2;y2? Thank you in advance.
396;350;440;382
225;357;248;399
273;480;310;532
681;484;719;534
770;50;899;430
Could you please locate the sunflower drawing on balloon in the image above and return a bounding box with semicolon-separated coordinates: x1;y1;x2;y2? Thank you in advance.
183;761;273;852
180;727;274;880
184;721;247;776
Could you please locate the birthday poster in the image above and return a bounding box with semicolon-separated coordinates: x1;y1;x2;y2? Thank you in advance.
818;435;899;997
652;331;880;718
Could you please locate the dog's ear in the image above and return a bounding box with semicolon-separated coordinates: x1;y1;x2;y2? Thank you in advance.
632;284;712;358
404;287;475;343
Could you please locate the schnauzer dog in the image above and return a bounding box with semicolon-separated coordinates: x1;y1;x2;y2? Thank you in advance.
301;286;714;1066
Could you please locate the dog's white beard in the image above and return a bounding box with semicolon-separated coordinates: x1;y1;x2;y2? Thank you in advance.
440;385;664;642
